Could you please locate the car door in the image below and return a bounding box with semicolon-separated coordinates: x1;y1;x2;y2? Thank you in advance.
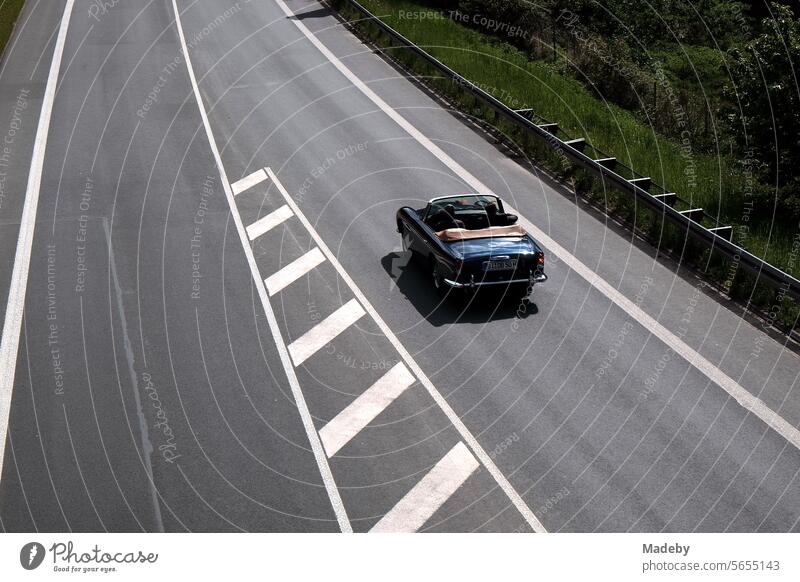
401;208;434;259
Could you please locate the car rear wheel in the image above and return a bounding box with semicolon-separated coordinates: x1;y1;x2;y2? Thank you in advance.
431;261;447;296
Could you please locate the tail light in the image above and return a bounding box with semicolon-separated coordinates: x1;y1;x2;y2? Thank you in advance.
536;251;545;266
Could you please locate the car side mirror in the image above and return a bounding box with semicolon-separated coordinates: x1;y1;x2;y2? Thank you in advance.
505;214;518;224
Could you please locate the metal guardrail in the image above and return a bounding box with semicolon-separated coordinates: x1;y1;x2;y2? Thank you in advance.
332;0;800;301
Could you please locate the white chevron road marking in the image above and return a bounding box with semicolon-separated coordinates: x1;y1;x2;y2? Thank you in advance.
267;166;546;532
171;0;351;532
320;362;416;457
231;168;268;195
246;204;293;241
288;299;366;366
265;247;326;296
371;442;480;532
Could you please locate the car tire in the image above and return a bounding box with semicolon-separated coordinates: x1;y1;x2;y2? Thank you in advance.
431;260;447;297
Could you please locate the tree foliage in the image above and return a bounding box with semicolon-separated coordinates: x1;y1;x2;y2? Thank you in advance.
725;3;800;221
418;0;800;222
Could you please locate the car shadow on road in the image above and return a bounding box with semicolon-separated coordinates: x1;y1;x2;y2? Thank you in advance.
381;251;539;327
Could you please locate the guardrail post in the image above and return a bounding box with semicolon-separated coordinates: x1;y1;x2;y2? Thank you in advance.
563;138;586;151
709;226;733;241
595;157;617;169
537;123;558;134
679;208;705;222
653;192;677;206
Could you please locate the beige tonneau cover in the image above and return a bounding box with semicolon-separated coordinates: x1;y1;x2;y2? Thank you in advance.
435;224;526;241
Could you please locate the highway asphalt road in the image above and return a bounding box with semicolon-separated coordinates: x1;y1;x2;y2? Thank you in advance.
0;0;798;532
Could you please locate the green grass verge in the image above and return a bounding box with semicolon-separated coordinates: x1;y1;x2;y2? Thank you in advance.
354;1;734;201
0;0;25;60
333;0;799;330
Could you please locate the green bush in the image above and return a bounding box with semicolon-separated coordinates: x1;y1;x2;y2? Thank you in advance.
0;0;24;58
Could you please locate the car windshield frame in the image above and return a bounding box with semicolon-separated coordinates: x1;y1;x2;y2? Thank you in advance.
423;195;503;221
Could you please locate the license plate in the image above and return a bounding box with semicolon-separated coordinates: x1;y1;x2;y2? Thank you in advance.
483;259;517;271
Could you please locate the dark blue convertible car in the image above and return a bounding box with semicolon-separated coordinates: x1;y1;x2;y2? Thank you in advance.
396;194;548;296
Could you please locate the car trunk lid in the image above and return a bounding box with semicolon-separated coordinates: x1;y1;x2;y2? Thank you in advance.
446;236;533;260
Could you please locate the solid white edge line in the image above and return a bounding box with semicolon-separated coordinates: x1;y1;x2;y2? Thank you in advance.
0;0;77;476
320;362;415;457
288;298;365;366
371;441;480;532
274;0;800;454
509;207;800;452
246;204;293;241
267;166;547;533
170;0;352;533
265;247;326;296
231;168;268;195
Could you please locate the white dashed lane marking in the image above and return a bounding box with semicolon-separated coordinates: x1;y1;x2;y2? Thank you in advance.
288;299;366;366
232;168;268;195
266;167;547;532
319;362;416;457
246;205;293;241
172;2;351;531
371;442;480;532
265;247;326;296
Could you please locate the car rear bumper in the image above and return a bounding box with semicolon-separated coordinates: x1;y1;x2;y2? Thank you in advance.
443;271;548;289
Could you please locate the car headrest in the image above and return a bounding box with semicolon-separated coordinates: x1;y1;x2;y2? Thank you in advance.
435;225;526;241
